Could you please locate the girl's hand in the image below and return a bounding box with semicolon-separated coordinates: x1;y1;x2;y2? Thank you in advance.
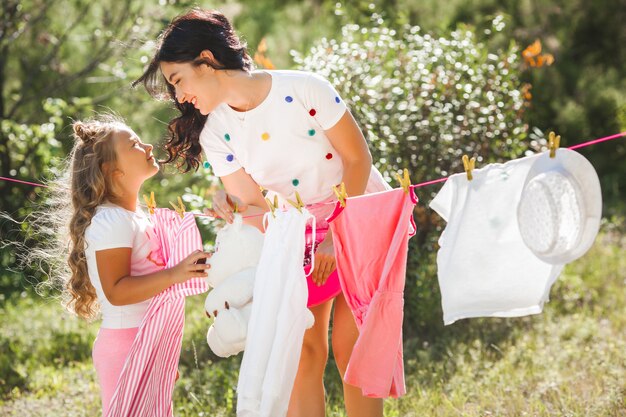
312;233;336;286
204;190;248;224
168;250;212;284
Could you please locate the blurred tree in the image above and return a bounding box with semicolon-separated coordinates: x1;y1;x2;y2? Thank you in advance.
0;0;151;212
0;0;157;295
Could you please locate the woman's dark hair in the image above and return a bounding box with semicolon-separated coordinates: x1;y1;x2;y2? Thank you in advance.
133;8;254;172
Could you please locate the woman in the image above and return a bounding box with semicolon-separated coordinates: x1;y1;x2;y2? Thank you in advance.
134;8;388;417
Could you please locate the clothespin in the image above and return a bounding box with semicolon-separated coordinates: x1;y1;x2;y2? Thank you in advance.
395;168;411;194
169;196;186;219
287;191;305;213
332;183;348;208
264;194;279;218
142;191;156;215
548;131;560;158
462;155;476;181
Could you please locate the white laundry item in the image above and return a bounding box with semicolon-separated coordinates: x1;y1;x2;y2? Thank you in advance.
237;208;315;417
207;303;252;358
430;154;564;325
517;149;602;264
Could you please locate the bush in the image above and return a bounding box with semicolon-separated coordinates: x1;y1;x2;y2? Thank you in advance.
294;19;532;183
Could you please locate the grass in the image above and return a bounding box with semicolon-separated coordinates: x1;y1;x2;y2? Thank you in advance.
0;228;624;416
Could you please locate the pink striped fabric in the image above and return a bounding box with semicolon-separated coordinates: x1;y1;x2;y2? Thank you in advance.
106;208;208;417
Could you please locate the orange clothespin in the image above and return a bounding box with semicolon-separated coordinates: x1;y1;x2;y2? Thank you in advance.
287;191;305;213
143;191;156;215
265;194;279;218
395;168;411;194
332;183;348;208
462;155;476;181
169;196;186;219
548;131;561;158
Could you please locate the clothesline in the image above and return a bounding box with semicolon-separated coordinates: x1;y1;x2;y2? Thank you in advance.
2;131;624;221
230;131;625;219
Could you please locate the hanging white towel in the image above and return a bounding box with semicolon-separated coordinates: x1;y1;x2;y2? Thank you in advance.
237;207;315;417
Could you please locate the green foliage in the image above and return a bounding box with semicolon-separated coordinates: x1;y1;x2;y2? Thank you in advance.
0;98;94;294
0;295;98;397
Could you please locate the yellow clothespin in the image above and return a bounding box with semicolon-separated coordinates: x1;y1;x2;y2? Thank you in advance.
395;168;411;194
169;196;186;219
332;183;348;208
548;131;560;158
264;194;279;218
287;191;305;213
142;191;156;215
462;155;476;181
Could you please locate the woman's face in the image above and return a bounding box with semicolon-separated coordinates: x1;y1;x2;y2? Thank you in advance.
160;60;219;115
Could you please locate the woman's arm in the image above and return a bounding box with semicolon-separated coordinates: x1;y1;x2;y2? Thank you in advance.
311;110;373;285
325;110;373;197
209;168;269;231
96;249;210;306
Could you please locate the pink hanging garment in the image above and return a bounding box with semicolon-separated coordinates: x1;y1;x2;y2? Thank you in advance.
327;187;417;398
106;209;208;417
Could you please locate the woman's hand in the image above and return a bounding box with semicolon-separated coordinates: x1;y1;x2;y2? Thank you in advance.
168;250;212;284
311;232;336;286
204;190;249;224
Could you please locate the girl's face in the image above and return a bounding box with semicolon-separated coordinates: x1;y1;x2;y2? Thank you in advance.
160;59;221;116
112;126;159;183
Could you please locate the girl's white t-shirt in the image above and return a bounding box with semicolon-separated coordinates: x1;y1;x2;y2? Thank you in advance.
85;203;165;329
200;70;388;204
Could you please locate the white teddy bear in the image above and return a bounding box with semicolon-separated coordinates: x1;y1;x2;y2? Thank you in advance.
204;214;264;357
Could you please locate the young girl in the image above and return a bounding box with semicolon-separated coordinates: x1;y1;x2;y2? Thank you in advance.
135;9;388;417
64;117;210;415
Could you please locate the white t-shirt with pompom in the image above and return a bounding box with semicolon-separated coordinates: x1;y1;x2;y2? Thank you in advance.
200;70;389;205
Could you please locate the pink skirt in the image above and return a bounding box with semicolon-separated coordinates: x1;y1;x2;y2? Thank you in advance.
304;225;342;307
92;327;139;416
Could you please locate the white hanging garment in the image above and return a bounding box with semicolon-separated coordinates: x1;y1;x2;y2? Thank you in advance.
237;207;315;417
430;154;564;325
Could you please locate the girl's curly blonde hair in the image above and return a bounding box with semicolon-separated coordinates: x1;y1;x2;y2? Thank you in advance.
64;117;126;319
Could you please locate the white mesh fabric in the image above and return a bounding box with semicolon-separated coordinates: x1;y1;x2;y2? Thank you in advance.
518;170;584;261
